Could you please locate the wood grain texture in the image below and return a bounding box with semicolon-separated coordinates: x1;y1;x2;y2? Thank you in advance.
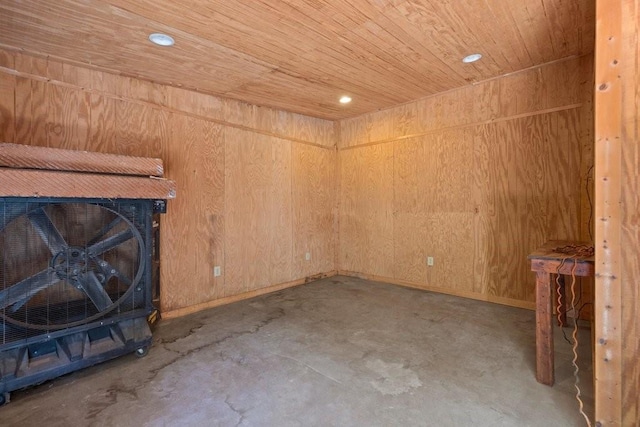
339;143;394;277
338;56;591;149
0;72;14;142
594;0;639;424
0;167;175;199
162;271;337;320
0;142;164;176
292;143;335;278
392;129;475;291
0;48;336;148
392;136;432;284
160;115;225;312
619;0;640;422
14;77;90;150
0;0;594;119
0;51;336;315
535;271;554;385
224;128;293;297
89;96;168;158
339;57;591;310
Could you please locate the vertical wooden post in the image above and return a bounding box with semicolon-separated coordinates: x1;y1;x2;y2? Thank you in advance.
594;0;624;424
536;271;554;385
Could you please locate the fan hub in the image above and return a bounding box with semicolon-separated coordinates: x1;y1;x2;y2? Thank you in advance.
51;246;91;280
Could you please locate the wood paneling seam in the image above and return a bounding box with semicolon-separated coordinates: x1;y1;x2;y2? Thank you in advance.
338;270;536;310
0;65;334;150
336;53;589;122
339;103;584;151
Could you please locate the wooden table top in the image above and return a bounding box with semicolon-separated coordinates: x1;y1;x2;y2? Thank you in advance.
528;240;595;262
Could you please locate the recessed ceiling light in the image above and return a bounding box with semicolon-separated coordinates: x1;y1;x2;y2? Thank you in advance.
148;33;175;47
339;95;352;104
462;53;482;63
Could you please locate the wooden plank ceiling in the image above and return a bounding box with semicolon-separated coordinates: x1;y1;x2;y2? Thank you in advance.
0;0;594;120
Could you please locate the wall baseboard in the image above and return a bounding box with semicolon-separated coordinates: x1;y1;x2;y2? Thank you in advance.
161;271;338;319
337;270;536;311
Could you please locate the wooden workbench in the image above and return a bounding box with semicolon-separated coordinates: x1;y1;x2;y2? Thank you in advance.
528;240;594;386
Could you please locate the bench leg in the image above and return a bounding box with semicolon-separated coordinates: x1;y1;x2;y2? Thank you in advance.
556;274;567;326
536;271;554;385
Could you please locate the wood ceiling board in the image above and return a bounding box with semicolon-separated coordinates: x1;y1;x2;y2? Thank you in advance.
224;69;386;120
106;0;326;62
0;0;595;120
0;1;276;92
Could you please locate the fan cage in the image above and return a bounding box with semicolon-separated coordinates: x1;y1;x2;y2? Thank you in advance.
0;197;154;352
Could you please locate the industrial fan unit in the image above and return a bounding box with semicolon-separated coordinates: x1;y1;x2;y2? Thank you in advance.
0;143;175;405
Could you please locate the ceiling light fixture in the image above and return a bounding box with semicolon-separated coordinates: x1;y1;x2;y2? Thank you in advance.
339;95;352;104
148;33;175;47
462;53;482;63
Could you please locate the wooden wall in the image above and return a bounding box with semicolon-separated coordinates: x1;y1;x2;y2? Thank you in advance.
0;48;336;316
0;47;597;320
337;56;594;309
593;0;639;424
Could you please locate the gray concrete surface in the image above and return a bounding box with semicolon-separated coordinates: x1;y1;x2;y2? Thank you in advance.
0;276;593;426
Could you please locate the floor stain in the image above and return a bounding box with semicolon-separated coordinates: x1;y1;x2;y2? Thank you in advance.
366;359;423;396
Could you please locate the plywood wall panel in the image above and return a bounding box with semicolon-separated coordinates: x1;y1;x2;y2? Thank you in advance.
339;56;593;309
0;49;15;69
472;78;501;124
224;129;293;296
338;56;590;149
165;85;225;122
13;78;91;150
161;115;225;311
425;212;475;293
89;95;168;158
548;110;582;239
0;73;15;142
43;84;91;150
339;143;394;277
393;137;436;215
433;129;474;212
292;144;335;278
14;77;36;146
393;212;428;284
477;120;525;301
337;115;369;149
4;48;334;148
1;50;335;315
392;137;433;284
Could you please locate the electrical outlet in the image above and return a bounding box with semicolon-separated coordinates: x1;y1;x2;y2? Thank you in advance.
427;257;434;267
305;252;311;261
214;266;221;277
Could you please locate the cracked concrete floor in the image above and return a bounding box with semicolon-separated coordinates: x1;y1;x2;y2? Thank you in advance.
0;276;593;426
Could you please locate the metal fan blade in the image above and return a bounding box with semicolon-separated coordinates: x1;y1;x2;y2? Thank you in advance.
87;217;123;246
100;261;132;287
77;271;113;312
88;228;134;257
27;208;67;255
0;268;59;310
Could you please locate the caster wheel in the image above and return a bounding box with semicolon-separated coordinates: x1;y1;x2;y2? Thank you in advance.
135;346;149;358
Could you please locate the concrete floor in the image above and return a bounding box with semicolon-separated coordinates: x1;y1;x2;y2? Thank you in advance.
0;276;593;426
